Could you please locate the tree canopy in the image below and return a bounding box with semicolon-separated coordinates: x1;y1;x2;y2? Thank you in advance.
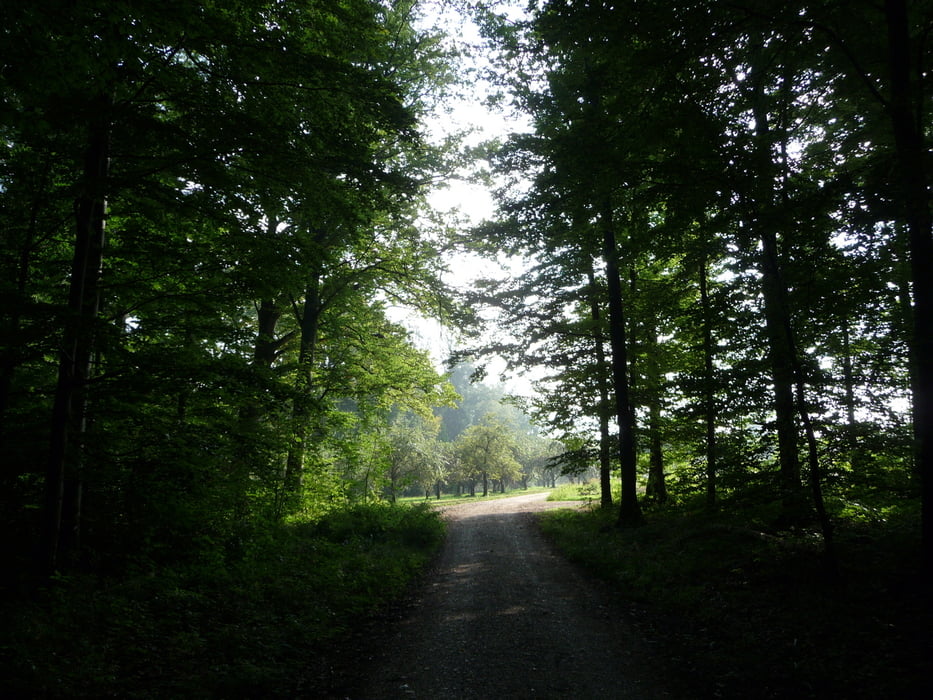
0;0;465;575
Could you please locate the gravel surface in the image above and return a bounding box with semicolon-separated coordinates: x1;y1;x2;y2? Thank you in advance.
312;492;675;699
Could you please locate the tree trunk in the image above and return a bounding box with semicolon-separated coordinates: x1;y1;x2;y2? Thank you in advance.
646;396;667;504
749;66;805;522
643;324;667;504
41;96;111;574
587;262;613;507
885;0;933;574
234;292;287;519
839;312;864;472
283;272;322;513
0;156;49;450
759;228;805;517
699;256;718;508
599;199;643;528
840;315;857;431
794;368;837;576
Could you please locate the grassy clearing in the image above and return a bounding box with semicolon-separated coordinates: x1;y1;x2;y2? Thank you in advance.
538;497;931;699
545;480;603;502
398;485;551;506
1;502;445;698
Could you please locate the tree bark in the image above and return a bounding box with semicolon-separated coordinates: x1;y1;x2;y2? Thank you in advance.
793;364;837;577
41;95;111;574
599;199;643;528
283;272;322;513
840;315;858;432
0;156;50;450
759;227;805;517
643;322;667;504
646;395;667;504
884;0;933;573
749;65;805;521
586;262;613;507
699;256;718;508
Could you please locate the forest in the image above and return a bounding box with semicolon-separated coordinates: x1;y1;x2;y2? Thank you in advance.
1;0;930;697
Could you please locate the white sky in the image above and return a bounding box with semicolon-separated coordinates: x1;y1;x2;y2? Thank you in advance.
387;1;535;393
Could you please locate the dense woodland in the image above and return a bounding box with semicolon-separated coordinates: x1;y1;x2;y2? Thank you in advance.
464;0;931;566
1;0;467;578
1;0;931;696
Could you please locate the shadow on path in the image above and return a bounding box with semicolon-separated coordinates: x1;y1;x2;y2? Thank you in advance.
311;493;676;699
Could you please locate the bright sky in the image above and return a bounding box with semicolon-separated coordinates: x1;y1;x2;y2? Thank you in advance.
387;1;534;393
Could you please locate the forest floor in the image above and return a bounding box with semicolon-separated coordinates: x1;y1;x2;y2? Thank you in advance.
306;492;681;699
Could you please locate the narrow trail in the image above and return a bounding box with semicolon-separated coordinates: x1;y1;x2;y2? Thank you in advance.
315;493;675;699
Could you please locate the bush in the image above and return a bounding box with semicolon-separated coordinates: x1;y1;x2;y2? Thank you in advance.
1;502;445;698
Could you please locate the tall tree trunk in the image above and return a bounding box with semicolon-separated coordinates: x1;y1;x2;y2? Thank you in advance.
793;366;837;576
283;272;322;513
699;256;718;508
894;245;922;469
885;0;933;574
840;315;858;431
234;294;287;519
646;395;667;504
587;262;613;507
599;199;643;528
643;327;667;504
749;69;805;521
839;313;864;473
41;96;111;574
0;238;31;452
759;228;805;518
0;157;50;449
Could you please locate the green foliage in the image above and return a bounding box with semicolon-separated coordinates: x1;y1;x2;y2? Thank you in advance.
454;414;523;494
1;503;444;698
0;0;464;578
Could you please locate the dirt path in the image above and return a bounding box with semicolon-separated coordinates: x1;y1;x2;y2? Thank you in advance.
314;493;674;699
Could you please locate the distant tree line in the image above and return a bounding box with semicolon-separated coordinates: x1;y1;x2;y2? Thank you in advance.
385;364;564;501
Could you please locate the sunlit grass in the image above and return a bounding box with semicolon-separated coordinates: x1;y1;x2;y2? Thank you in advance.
397;485;551;505
545;480;608;502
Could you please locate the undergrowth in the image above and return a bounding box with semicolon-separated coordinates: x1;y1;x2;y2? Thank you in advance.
538;495;931;699
0;502;445;698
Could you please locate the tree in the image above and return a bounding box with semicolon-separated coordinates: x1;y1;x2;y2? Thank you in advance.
0;0;461;575
470;0;925;565
455;416;521;497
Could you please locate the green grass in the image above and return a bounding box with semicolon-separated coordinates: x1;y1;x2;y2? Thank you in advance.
545;480;603;502
538;498;931;699
397;485;551;505
1;502;445;698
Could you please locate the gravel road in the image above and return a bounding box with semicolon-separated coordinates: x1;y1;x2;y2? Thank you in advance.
314;492;674;699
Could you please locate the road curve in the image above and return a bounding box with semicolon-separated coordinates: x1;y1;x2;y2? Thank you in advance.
332;492;672;699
